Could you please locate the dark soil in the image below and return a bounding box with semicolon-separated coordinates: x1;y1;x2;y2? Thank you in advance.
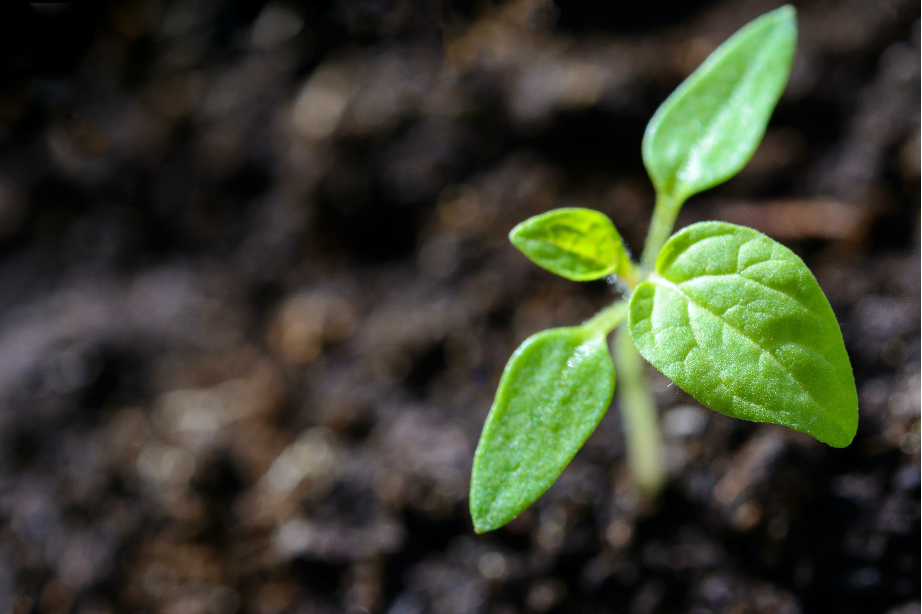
0;0;918;613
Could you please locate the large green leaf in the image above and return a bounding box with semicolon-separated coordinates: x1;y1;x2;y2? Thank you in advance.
643;6;796;202
470;326;615;532
509;208;631;282
629;222;857;447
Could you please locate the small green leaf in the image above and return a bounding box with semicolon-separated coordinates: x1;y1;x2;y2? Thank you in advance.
629;221;858;447
470;326;615;532
509;208;632;282
643;5;797;202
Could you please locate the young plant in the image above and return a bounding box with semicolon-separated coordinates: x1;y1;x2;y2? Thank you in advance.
470;6;858;533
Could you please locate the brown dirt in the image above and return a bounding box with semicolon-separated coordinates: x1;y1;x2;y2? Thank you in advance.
0;0;918;612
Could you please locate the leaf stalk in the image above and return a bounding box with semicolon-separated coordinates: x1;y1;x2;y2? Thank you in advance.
582;301;629;338
640;192;684;269
614;326;666;496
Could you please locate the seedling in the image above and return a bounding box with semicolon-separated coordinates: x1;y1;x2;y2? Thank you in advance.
470;6;858;533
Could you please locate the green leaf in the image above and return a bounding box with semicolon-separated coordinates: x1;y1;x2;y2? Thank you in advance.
643;5;797;202
629;222;857;447
509;208;632;282
470;326;615;532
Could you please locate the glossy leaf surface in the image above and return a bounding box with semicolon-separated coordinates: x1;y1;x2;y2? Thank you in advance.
643;6;796;202
629;222;857;447
470;327;615;532
509;208;631;281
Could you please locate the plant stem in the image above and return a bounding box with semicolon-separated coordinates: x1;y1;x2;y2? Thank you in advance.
582;301;629;338
613;326;665;496
640;192;684;269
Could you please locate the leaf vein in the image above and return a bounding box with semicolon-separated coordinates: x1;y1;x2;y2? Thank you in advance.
679;272;819;319
654;280;822;413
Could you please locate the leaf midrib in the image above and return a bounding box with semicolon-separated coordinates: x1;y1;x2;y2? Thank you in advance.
648;275;831;420
678;272;821;323
522;234;611;268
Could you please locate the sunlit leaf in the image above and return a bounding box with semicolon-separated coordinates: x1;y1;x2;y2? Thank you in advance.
509;208;632;282
629;221;858;447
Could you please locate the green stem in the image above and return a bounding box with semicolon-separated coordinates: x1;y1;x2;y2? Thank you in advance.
613;326;665;496
640;192;684;269
582;301;629;338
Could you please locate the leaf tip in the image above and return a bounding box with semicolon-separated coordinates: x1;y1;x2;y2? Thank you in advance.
774;4;797;21
472;519;494;534
508;221;526;247
819;410;858;449
469;498;504;533
764;4;797;43
755;4;796;31
469;471;508;533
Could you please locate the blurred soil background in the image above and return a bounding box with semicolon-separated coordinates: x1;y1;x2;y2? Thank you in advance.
0;0;919;612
